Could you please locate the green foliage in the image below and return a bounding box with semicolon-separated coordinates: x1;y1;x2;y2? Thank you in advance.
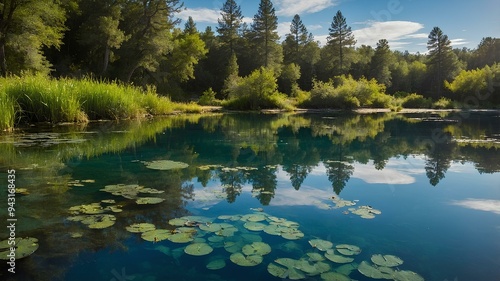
432;97;455;109
0;75;203;130
278;63;301;95
1;0;66;75
224;68;292;110
198;88;222;106
445;63;500;104
217;0;243;53
327;10;356;74
401;93;433;108
301;76;391;109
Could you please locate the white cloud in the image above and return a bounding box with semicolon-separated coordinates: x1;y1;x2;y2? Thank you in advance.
277;22;292;38
307;24;323;31
275;0;338;17
450;38;469;46
352;162;416;184
315;35;329;46
404;33;428;39
353;21;425;47
270;185;333;208
178;8;220;23
450;199;500;215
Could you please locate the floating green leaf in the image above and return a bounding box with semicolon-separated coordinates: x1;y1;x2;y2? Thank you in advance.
142;160;189;170
168;233;194;243
267;262;289;278
141;229;172;242
199;223;222;232
335;263;359;276
306;252;325;262
358;260;395;279
136;197;165;205
230;252;263;267
206;258;226;270
393;270;425;281
243;222;266;231
168;218;189;226
320;271;351;281
0;237;39;260
309;239;333;251
371;254;404;267
325;249;354;264
69;203;104;215
336;244;361;256
126;223;156;233
184;243;213;256
242;242;271;256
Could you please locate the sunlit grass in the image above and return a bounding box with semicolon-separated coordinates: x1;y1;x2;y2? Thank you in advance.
0;75;200;131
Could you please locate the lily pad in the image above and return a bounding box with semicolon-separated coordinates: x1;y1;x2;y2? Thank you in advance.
136;197;165;205
126;223;156;233
224;241;243;254
230;252;263;267
306;252;325;262
208;235;224;243
242;242;271;256
309;239;333;251
184;243;213;256
272;258;306;280
69;203;104;215
143;160;189;170
393;270;425;281
79;214;116;229
243;222;266;231
101;199;116;204
320;272;351;281
141;229;172;242
206;258;226;270
325;249;354;264
358;260;395;279
349;205;382;219
281;230;304;240
267;262;289;278
100;184;164;199
336;244;361;256
371;254;404;267
199;223;222;232
0;237;39;260
168;233;194;243
169;218;189;226
335;263;359;276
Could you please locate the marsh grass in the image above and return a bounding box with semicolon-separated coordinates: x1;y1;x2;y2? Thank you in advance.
0;76;200;131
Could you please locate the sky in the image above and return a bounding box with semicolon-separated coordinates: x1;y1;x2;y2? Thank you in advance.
177;0;500;53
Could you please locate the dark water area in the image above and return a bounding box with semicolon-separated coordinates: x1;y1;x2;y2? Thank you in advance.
0;112;499;281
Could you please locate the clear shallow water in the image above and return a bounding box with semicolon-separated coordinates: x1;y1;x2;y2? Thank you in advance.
0;112;499;281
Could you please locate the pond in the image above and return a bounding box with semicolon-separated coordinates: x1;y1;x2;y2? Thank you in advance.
0;112;499;281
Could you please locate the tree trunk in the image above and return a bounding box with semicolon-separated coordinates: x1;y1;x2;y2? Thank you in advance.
126;64;139;83
0;39;7;77
101;45;110;76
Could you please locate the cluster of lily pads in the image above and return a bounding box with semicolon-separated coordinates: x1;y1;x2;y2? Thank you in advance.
123;210;424;281
0;132;87;147
329;197;382;219
100;184;165;204
139;160;189;170
67;200;123;229
0;237;39;260
67;179;95;187
357;255;424;281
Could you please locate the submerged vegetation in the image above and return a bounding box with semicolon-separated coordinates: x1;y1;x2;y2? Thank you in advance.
0;75;201;131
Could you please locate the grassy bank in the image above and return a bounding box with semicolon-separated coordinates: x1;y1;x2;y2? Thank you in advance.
0;76;201;131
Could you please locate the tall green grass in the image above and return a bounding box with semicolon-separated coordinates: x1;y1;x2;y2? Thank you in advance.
0;75;201;131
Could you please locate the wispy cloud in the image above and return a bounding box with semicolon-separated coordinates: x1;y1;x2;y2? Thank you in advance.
353;21;425;47
178;8;220;23
352;163;416;184
450;199;500;215
275;0;339;17
277;22;292;38
450;38;469;46
307;24;323;31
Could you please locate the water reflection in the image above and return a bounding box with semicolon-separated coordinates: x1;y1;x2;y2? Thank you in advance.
0;112;499;280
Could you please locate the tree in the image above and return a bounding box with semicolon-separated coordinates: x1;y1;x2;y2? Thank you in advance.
283;14;309;64
370;39;393;87
250;0;282;71
327;10;356;75
78;1;129;76
427;27;461;96
217;0;243;54
184;16;197;35
472;37;500;68
118;0;183;82
0;0;66;76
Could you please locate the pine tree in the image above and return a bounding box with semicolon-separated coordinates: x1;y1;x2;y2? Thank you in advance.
370;39;393;87
427;27;461;96
184;16;197;35
283;14;309;64
251;0;281;69
327;10;356;74
217;0;243;54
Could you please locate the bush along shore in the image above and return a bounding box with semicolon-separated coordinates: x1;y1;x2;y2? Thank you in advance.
0;76;202;131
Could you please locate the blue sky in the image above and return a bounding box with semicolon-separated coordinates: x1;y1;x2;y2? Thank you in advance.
178;0;500;53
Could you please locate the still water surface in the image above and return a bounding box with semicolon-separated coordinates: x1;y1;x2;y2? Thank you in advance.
0;112;499;281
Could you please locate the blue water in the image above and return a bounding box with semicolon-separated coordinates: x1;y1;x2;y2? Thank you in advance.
0;112;499;281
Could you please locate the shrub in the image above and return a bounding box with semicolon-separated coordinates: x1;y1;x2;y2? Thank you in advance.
432;97;455;109
401;93;432;108
198;88;221;106
224;68;293;110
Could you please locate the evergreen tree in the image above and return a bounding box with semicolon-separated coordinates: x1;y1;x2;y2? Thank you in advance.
184;16;197;35
327;10;356;75
251;0;282;70
370;39;393;87
283;14;309;64
217;0;243;54
427;26;461;96
0;0;66;76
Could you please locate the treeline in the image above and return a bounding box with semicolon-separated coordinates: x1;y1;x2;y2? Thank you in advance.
1;0;500;108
